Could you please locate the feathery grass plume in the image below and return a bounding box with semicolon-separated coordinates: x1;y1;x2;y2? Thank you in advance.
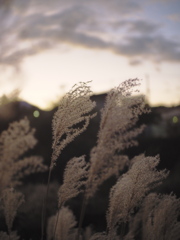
89;232;108;240
141;193;180;240
42;82;96;239
86;78;147;199
0;117;47;194
77;79;146;240
1;188;24;235
47;207;77;240
58;155;89;208
106;154;168;238
55;156;89;239
51;81;96;169
123;209;142;240
12;156;47;185
83;226;93;240
0;231;20;240
0;117;37;162
89;232;120;240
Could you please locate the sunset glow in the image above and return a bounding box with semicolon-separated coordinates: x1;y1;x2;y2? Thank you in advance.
0;0;180;109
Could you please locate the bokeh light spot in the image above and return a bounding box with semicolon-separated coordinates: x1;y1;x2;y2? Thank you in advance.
33;110;40;118
172;116;178;124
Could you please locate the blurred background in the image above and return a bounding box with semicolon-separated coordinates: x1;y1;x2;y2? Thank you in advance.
0;1;180;239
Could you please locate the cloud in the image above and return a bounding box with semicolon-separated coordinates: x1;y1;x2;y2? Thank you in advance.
0;0;13;7
152;0;178;3
114;35;180;63
168;13;180;22
110;19;161;37
0;0;180;68
94;0;141;15
127;20;160;34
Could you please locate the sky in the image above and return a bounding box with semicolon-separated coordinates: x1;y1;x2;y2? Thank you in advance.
0;0;180;109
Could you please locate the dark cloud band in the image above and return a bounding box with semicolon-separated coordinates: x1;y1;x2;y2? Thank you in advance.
0;0;180;68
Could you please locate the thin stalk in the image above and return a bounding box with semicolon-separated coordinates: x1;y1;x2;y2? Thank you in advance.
53;203;63;240
120;222;126;239
76;195;87;240
41;167;52;240
53;210;60;240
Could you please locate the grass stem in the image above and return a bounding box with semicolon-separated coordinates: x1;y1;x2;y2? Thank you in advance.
76;195;87;240
41;167;52;240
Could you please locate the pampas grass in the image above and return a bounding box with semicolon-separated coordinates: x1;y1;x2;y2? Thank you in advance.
0;79;179;240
